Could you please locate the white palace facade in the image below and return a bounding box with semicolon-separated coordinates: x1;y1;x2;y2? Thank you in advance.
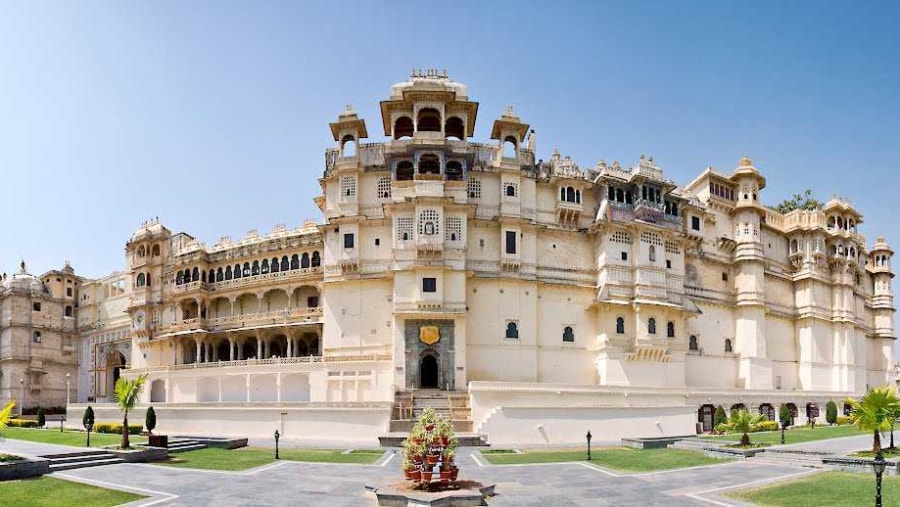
63;71;896;444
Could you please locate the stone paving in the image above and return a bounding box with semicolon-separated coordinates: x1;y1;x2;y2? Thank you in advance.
4;435;884;506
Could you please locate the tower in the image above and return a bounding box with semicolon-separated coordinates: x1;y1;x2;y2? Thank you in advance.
730;157;772;389
869;237;896;387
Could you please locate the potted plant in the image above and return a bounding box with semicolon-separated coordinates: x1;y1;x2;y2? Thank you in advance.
448;464;459;481
426;451;440;466
420;467;433;483
420;407;437;432
403;459;416;480
410;425;425;445
436;418;452;445
439;466;452;484
443;449;455;465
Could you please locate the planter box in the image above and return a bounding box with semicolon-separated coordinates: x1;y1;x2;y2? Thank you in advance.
0;457;51;481
148;435;168;448
824;457;900;476
703;447;767;459
107;446;168;463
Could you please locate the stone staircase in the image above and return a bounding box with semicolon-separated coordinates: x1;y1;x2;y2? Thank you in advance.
40;451;125;472
746;449;833;469
167;438;207;453
670;437;715;451
389;390;473;433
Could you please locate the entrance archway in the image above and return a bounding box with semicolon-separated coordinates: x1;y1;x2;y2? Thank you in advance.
105;350;126;400
698;404;715;433
420;355;439;389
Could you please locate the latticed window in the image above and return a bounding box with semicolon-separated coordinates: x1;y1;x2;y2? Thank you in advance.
467;178;482;199
503;182;518;197
376;177;391;199
665;242;680;255
445;217;463;243
640;232;663;246
611;231;632;244
340;176;357;197
396;217;414;241
419;209;440;235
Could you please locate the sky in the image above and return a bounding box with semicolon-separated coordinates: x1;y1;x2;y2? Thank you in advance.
0;1;898;280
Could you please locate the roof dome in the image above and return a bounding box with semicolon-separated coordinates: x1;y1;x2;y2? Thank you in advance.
3;261;43;292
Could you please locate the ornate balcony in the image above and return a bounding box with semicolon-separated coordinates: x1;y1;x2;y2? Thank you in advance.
158;307;323;336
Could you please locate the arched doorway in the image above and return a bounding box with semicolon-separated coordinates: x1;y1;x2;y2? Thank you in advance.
698;404;715;433
106;350;126;400
420;355;439;389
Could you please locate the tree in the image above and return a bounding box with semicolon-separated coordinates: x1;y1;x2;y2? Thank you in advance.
846;386;900;453
779;404;792;444
714;405;727;431
825;401;838;425
82;405;95;447
145;406;156;436
113;374;147;449
717;409;767;447
37;407;46;429
0;400;15;437
773;189;824;214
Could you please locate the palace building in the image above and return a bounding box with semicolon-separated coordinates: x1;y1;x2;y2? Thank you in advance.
61;70;895;444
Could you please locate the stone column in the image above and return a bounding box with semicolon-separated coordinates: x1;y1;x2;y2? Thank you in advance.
195;339;202;364
229;338;235;361
256;334;262;359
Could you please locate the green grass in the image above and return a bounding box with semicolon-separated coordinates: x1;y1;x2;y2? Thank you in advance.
0;476;144;507
1;427;147;448
849;447;900;458
704;425;866;445
158;447;383;471
481;447;724;471
728;471;900;506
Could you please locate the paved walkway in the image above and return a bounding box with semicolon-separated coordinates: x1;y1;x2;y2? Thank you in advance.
6;445;825;506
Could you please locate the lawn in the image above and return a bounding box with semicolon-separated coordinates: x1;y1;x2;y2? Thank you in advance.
728;471;900;506
1;427;147;448
0;476;144;507
480;447;725;472
158;447;383;471
704;425;866;445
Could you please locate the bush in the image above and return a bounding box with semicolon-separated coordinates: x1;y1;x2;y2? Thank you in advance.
37;407;46;428
779;404;792;428
714;405;727;429
837;415;852;426
826;401;838;425
7;419;39;428
754;420;779;432
145;406;156;435
83;406;95;431
21;406;66;416
94;423;142;435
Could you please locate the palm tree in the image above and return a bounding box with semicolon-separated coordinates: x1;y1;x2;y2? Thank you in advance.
846;386;900;453
113;374;147;449
0;400;15;437
716;409;767;447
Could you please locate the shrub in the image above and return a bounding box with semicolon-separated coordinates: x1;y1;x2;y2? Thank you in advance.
94;423;142;435
145;406;156;435
837;415;852;426
83;406;95;430
8;419;39;428
714;405;727;429
779;404;792;428
754;420;779;432
21;406;65;416
826;401;838;425
37;407;46;428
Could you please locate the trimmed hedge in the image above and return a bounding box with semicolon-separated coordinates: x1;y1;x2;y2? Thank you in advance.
7;419;39;428
21;406;66;416
755;421;779;432
836;415;853;426
94;423;143;435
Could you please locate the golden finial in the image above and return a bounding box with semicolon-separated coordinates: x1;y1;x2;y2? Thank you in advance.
739;156;753;167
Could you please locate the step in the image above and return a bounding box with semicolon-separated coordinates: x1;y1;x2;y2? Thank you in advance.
48;453;118;464
389;419;473;433
49;458;125;472
378;432;489;447
168;444;207;453
40;450;115;460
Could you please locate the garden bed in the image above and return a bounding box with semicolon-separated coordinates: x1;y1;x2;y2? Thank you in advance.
0;455;51;481
104;446;168;463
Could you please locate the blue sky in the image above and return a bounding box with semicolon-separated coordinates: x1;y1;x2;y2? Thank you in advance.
0;1;898;278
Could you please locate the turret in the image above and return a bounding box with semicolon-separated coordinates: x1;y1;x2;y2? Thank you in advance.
870;237;895;339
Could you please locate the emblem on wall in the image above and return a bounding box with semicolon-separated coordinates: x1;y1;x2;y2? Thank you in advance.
132;310;146;331
419;326;440;345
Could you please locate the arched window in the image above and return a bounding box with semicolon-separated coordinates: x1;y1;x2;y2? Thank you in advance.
233;264;241;279
576;189;581;204
146;273;151;286
560;188;566;201
445;116;465;140
225;266;232;280
418;154;440;175
566;187;576;202
396;161;414;181
689;335;698;351
301;253;310;269
242;262;250;277
137;246;145;258
505;322;519;339
445;161;463;181
649;245;656;262
505;184;516;197
562;326;575;342
394;116;413;139
341;134;356;157
189;268;197;282
311;251;321;267
667;321;675;338
152;244;160;256
261;259;269;274
281;256;290;271
290;254;300;270
828;216;835;230
648;318;657;335
175;271;183;285
216;268;224;282
616;317;625;334
201;270;207;282
65;305;73;317
207;269;214;282
417;108;441;132
251;261;259;276
725;339;733;353
136;273;145;287
791;240;799;253
502;136;517;158
270;258;279;273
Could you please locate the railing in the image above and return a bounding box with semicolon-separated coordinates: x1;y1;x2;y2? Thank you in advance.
172;281;209;294
159;307;323;334
359;143;385;167
470;143;497;167
207;267;322;292
125;352;392;375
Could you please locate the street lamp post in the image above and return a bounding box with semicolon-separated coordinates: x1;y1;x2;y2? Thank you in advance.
586;431;592;461
873;450;885;507
274;429;280;460
66;373;71;406
19;378;25;417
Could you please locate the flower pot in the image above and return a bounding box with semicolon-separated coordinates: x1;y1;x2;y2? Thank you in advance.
421;470;433;483
413;437;424;445
449;467;459;481
404;468;415;480
440;435;449;446
425;424;435;432
440;470;452;484
409;469;421;482
426;454;439;466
